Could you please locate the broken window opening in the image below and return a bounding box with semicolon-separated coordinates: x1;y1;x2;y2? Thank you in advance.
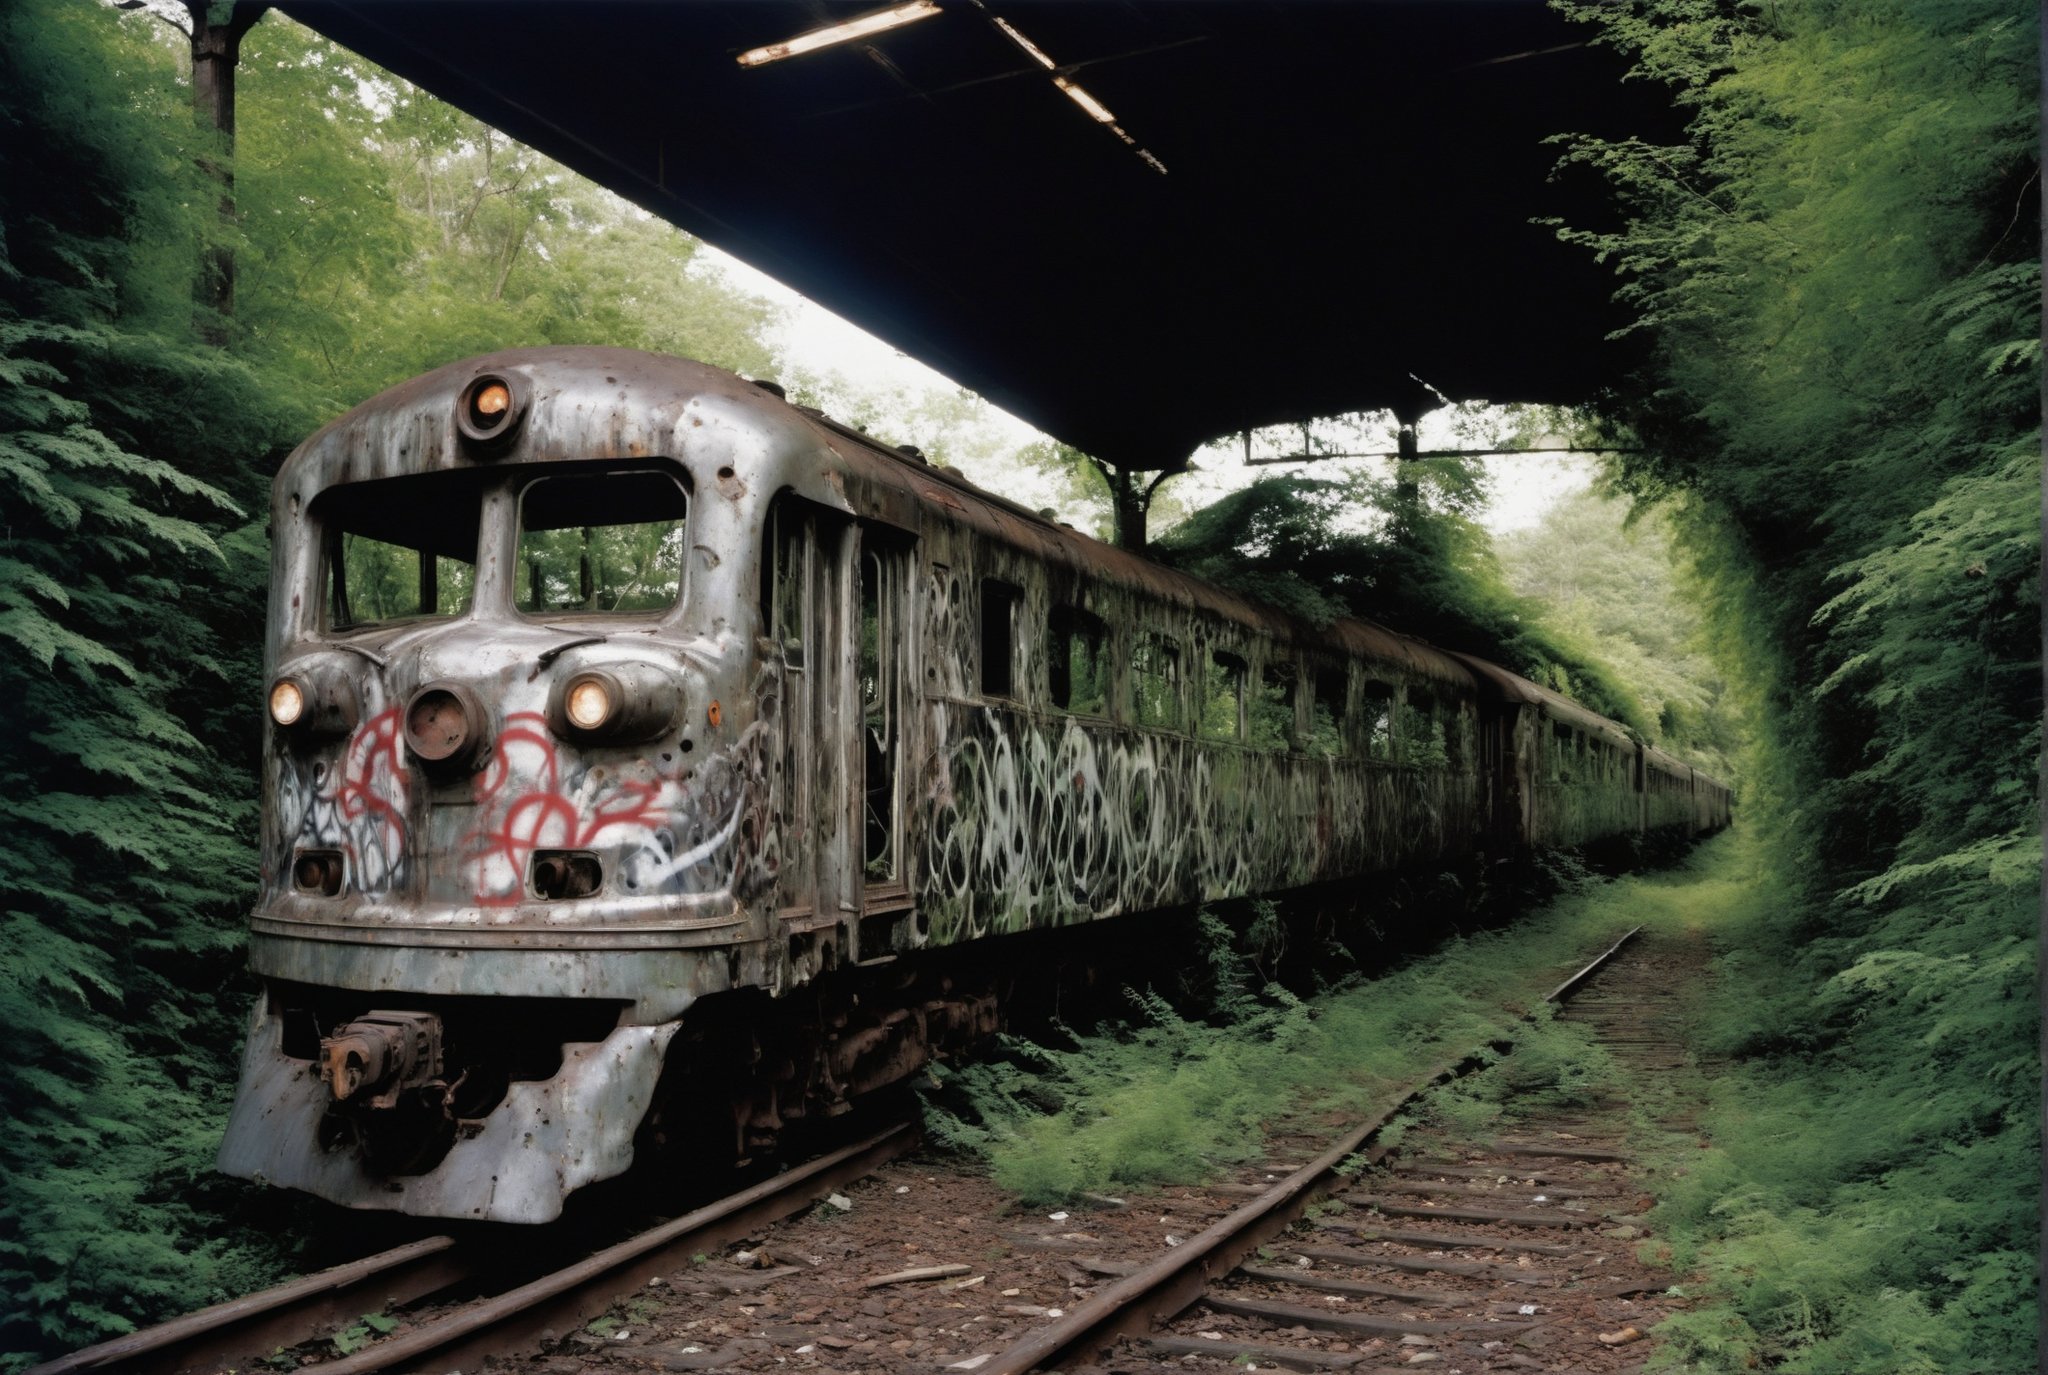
859;544;901;882
1049;604;1109;716
1400;688;1448;767
1201;649;1246;742
1250;658;1295;751
1306;666;1348;758
516;468;688;616
979;579;1020;699
1360;680;1396;761
316;470;482;631
1132;633;1181;731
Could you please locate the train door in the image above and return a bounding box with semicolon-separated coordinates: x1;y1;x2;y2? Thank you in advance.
1482;709;1531;848
850;525;914;945
764;499;828;926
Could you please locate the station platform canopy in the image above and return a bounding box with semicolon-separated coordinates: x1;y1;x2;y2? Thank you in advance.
278;1;1672;471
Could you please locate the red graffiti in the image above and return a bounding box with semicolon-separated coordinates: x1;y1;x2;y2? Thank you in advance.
465;711;670;905
333;706;409;876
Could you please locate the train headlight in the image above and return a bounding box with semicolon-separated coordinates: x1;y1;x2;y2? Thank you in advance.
565;674;615;731
404;681;489;771
269;678;306;727
549;663;681;744
455;372;529;451
268;666;360;739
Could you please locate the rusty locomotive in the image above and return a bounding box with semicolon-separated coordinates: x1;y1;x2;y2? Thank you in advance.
217;347;1732;1223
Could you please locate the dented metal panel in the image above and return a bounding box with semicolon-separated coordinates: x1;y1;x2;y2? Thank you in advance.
217;1001;677;1224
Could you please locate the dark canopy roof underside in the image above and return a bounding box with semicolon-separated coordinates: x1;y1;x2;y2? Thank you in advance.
280;1;1670;470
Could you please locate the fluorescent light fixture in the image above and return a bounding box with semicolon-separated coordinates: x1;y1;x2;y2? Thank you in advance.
737;0;942;68
989;15;1055;70
1053;75;1115;124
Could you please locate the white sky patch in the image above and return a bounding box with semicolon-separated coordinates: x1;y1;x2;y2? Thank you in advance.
1480;452;1595;533
698;244;1596;536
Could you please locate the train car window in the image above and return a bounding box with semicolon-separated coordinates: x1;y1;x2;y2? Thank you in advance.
1201;650;1246;742
1359;680;1396;761
1132;634;1181;730
1400;689;1448;767
1048;605;1109;715
516;469;688;615
979;580;1019;699
1249;659;1295;751
1445;703;1474;770
765;502;807;664
1306;668;1347;757
860;546;900;880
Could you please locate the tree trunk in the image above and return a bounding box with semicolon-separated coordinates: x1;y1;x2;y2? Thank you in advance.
1111;468;1149;552
185;1;268;346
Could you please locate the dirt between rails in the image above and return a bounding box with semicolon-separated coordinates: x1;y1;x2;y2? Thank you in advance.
459;930;1713;1375
1115;927;1717;1375
504;1150;1260;1374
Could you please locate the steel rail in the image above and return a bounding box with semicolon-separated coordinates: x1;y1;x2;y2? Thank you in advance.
317;1121;914;1375
1543;924;1643;1004
26;1236;468;1375
981;926;1647;1375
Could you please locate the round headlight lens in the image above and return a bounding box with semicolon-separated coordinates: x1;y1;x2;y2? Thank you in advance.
470;381;511;426
405;685;473;763
270;679;305;727
566;676;613;731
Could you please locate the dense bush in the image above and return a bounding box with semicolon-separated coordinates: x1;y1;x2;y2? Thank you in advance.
0;5;294;1362
1548;1;2038;1367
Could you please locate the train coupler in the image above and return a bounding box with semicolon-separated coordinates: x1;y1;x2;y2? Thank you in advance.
319;1010;443;1108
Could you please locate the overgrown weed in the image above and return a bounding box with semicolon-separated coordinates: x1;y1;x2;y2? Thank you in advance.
920;850;1682;1205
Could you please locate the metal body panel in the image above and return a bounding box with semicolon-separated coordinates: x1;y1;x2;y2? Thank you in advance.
216;1002;678;1223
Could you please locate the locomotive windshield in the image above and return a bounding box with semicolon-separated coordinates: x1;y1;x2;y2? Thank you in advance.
319;471;480;630
516;467;689;616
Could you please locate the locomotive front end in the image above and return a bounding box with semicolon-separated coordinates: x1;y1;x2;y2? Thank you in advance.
217;350;804;1222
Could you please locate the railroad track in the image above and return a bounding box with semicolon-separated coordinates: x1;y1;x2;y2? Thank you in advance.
27;1127;913;1375
36;927;1689;1375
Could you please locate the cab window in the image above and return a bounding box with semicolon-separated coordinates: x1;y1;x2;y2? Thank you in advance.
517;468;689;615
317;470;480;630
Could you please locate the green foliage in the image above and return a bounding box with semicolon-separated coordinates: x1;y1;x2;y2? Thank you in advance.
1149;469;1655;731
328;1312;397;1356
1497;489;1747;773
1414;1007;1617;1136
0;2;301;1364
1547;1;2039;1368
919;880;1660;1205
232;15;779;409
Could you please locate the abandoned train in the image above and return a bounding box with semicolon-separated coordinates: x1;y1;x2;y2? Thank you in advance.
217;347;1732;1223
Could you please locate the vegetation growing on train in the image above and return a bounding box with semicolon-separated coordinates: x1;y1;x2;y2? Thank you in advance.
1547;0;2039;1367
1149;468;1656;735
